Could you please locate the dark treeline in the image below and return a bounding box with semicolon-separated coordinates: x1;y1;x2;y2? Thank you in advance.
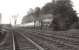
22;0;79;31
40;0;79;31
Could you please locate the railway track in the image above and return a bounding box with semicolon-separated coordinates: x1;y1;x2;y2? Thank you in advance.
0;31;8;46
0;29;13;50
16;27;79;41
1;27;45;50
15;28;79;50
14;31;45;50
15;28;79;42
2;27;79;50
28;32;79;49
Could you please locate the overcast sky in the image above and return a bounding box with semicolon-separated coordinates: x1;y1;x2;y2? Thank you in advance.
0;0;79;24
0;0;52;24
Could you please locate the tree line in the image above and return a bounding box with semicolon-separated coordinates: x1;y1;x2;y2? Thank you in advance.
22;0;79;31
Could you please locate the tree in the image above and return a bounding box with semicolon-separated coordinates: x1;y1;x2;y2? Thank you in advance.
33;7;42;28
41;2;55;14
22;8;34;24
33;7;40;17
27;8;34;15
45;0;78;31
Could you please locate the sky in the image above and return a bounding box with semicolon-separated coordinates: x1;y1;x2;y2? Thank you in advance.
0;0;51;24
0;0;79;24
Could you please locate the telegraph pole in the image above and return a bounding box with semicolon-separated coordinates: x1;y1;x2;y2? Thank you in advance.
12;15;18;25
